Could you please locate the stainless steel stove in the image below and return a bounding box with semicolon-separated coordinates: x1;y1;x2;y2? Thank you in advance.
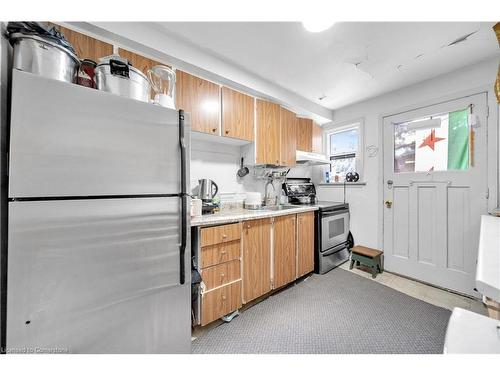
283;178;352;274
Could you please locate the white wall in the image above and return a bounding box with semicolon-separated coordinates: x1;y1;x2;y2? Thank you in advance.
190;139;312;203
315;57;500;249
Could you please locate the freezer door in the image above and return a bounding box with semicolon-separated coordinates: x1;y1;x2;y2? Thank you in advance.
6;198;190;353
9;70;184;198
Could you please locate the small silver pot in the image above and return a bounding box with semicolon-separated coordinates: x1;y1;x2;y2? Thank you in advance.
95;58;151;103
10;33;80;83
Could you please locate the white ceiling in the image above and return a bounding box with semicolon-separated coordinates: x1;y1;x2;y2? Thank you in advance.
156;22;499;110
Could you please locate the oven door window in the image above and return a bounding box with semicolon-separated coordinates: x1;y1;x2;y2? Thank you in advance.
329;218;345;238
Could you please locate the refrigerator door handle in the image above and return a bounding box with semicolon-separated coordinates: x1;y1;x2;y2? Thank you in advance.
179;110;187;285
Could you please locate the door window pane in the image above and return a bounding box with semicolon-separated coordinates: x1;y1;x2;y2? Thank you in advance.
394;108;469;173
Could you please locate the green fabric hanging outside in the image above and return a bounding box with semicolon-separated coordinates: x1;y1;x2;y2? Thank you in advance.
447;108;469;170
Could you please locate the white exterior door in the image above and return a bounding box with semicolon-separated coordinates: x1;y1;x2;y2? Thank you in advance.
383;93;488;296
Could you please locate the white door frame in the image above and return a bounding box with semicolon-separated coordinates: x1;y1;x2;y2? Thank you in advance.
377;86;498;286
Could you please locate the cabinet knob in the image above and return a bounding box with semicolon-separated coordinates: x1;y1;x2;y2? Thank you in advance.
220;250;227;255
221;295;227;301
225;130;229;134
220;273;225;278
212;128;217;133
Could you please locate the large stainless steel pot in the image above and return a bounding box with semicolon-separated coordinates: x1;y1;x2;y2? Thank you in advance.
9;33;80;83
95;58;151;103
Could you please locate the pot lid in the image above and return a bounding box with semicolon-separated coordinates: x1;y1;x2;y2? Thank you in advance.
9;32;80;64
96;55;148;80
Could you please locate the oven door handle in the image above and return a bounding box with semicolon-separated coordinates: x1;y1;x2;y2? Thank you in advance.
321;209;349;218
321;243;349;256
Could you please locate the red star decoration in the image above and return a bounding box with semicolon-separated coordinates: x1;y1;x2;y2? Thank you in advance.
419;129;445;151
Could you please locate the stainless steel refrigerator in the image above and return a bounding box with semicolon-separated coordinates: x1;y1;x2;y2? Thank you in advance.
6;70;191;353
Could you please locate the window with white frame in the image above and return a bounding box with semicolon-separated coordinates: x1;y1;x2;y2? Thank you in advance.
327;123;362;182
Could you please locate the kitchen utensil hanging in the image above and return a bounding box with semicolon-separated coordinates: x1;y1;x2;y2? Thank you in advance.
237;157;249;177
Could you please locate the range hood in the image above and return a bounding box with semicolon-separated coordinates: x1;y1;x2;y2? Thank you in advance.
295;150;331;166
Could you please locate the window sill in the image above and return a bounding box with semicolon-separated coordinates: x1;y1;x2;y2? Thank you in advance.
317;182;367;186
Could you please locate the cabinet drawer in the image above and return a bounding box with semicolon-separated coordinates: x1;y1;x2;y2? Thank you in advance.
201;281;242;326
201;259;241;291
201;223;241;247
200;240;241;268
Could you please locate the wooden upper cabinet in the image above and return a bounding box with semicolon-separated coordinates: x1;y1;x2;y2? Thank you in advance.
256;99;281;165
297;118;313;152
242;218;272;303
273;214;297;289
280;107;297;167
48;23;113;62
176;70;220;135
297;211;315;277
221;87;254;142
312;122;323;154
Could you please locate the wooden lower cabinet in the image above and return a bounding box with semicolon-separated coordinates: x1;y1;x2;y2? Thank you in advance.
273;214;297;289
201;281;242;326
297;211;315;277
198;211;315;326
242;218;272;303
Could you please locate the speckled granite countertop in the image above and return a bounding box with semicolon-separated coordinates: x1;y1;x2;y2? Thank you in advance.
190;206;318;227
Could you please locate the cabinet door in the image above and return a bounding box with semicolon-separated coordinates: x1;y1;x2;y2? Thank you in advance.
222;87;254;141
49;23;113;62
242;218;271;303
312;122;323;154
273;215;297;289
176;70;220;135
280;107;297;167
296;118;312;152
256;99;281;165
297;211;315;277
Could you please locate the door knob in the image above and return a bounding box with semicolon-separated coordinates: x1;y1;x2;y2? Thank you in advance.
385;200;393;208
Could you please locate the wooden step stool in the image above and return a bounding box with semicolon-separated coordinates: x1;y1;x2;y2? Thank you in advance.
349;246;383;279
